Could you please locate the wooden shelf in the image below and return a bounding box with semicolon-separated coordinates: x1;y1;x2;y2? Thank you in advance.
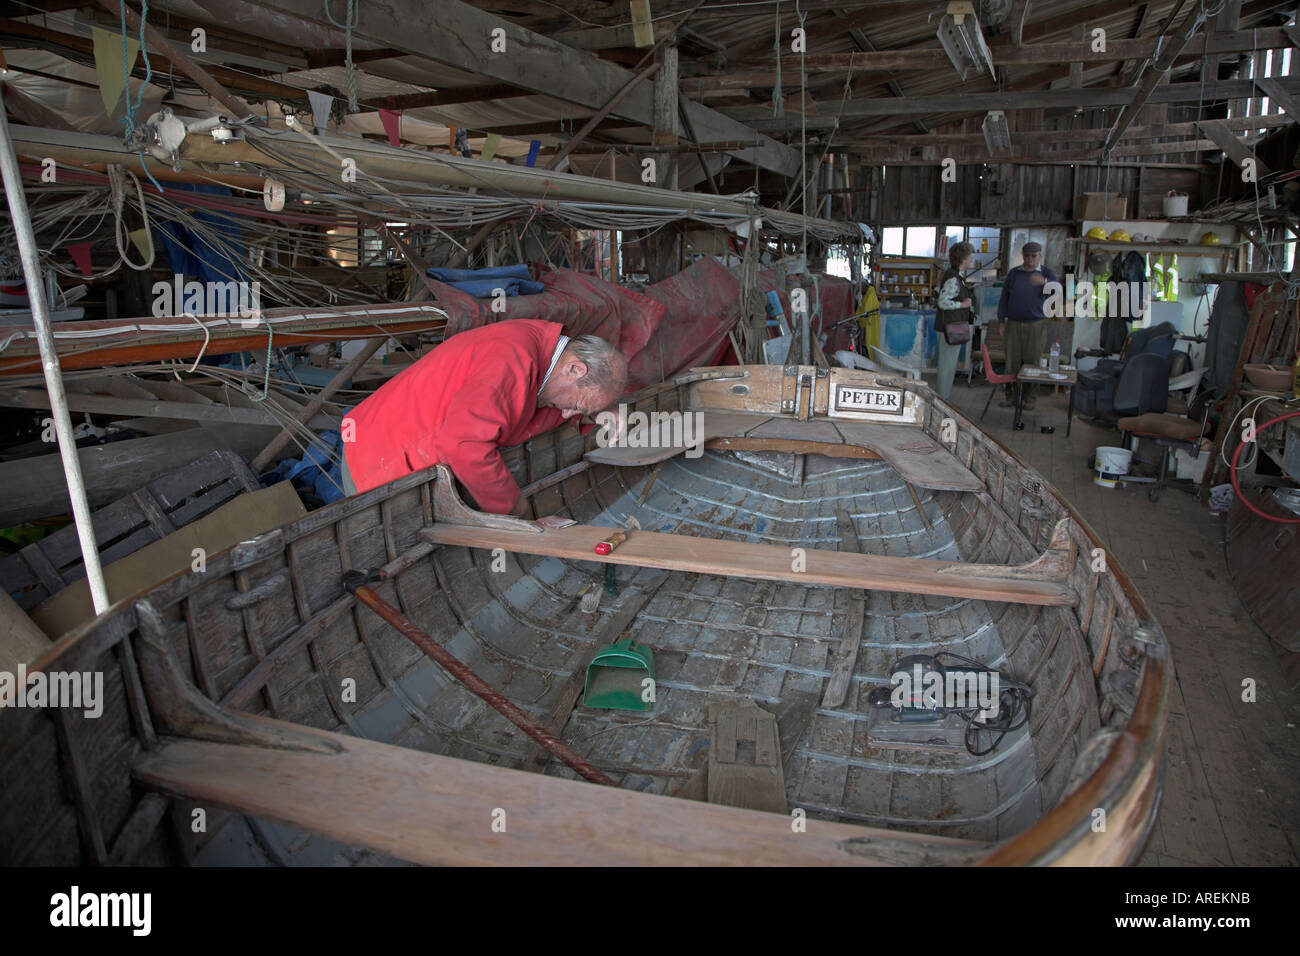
1080;240;1237;257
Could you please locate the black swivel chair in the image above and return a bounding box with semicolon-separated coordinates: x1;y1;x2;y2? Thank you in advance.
1075;320;1178;419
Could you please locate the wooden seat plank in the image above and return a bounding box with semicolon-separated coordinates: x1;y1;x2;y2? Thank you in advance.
420;524;1076;607
132;718;984;866
584;412;770;466
832;422;984;491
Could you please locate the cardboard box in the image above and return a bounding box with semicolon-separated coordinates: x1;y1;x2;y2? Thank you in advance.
1074;192;1128;220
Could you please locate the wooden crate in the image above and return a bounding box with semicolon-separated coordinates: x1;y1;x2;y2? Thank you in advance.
0;450;259;610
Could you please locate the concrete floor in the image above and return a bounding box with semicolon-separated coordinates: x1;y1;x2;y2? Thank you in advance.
940;374;1299;867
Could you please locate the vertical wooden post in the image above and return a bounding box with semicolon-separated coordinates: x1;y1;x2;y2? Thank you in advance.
653;42;680;190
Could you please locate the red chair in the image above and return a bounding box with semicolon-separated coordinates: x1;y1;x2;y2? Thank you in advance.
980;342;1016;421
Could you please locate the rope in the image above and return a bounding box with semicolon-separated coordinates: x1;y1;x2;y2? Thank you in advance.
108;163;155;271
324;0;360;114
247;314;274;402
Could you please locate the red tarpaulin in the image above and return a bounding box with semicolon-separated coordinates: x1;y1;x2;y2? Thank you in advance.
424;259;857;391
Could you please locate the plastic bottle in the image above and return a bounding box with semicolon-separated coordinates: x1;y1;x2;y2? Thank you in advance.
1049;340;1061;372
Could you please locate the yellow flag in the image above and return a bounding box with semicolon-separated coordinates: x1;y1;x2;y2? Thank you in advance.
480;133;502;162
91;26;140;118
128;228;151;261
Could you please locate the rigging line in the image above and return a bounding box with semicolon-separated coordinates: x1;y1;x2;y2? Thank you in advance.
322;0;360;114
797;0;807;259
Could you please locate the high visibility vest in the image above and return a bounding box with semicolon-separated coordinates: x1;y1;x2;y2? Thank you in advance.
1148;254;1180;302
1149;256;1165;300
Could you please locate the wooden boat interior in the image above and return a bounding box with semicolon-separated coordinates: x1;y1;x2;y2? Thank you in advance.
0;366;1170;867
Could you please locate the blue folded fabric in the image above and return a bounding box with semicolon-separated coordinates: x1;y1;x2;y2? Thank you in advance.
436;277;545;297
427;264;532;282
265;429;348;503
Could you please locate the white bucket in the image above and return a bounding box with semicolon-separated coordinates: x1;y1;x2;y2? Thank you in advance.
1162;190;1189;217
1094;446;1132;488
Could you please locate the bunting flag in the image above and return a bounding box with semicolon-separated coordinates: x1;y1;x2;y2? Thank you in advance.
448;126;457;154
525;140;541;168
480;133;501;163
0;46;8;73
307;89;333;133
67;243;93;279
378;109;401;147
91;26;140;118
128;228;151;262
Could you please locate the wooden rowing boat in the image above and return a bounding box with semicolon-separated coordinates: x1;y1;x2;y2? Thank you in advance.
0;365;1170;866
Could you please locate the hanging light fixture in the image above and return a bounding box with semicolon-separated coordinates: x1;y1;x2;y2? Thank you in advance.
982;110;1012;153
936;2;997;82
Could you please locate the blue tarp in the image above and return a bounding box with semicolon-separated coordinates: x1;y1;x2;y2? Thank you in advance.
153;182;250;288
426;263;544;297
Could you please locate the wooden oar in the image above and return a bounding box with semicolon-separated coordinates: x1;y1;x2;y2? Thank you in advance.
343;568;616;786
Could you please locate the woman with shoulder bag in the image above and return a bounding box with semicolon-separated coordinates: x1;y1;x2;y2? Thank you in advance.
934;241;975;399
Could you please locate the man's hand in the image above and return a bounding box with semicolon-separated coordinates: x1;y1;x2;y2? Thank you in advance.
960;297;972;308
999;321;1006;335
508;497;531;518
1028;272;1046;287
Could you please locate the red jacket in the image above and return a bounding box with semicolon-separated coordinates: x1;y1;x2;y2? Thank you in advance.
342;320;579;513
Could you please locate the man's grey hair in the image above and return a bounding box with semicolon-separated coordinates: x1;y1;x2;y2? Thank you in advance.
566;334;627;393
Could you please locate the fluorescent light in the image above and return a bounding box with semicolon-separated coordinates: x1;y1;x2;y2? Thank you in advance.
937;2;997;82
983;110;1011;153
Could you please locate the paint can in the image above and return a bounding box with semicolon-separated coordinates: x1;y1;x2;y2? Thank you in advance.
1162;190;1189;217
1094;446;1132;488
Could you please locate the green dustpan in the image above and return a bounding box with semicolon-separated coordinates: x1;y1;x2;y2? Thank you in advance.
583;637;655;711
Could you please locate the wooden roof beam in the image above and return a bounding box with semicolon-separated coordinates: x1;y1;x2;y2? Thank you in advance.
235;0;801;176
679;26;1298;90
726;76;1300;129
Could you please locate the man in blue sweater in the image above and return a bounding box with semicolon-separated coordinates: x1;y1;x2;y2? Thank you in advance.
996;241;1058;408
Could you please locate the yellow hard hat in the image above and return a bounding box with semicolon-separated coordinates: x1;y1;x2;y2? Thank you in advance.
1200;231;1221;245
1108;229;1131;242
1085;226;1108;240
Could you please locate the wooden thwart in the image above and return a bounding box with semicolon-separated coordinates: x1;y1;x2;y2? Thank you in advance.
130;716;978;865
585;409;983;492
421;520;1078;607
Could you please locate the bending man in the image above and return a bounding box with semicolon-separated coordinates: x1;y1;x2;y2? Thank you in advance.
341;319;628;515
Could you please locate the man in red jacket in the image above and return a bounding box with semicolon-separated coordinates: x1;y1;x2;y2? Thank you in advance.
340;319;627;515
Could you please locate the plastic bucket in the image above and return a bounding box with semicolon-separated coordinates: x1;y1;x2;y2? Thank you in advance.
1094;446;1132;488
1162;191;1189;217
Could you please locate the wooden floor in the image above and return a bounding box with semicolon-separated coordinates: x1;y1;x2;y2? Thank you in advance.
944;375;1300;866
